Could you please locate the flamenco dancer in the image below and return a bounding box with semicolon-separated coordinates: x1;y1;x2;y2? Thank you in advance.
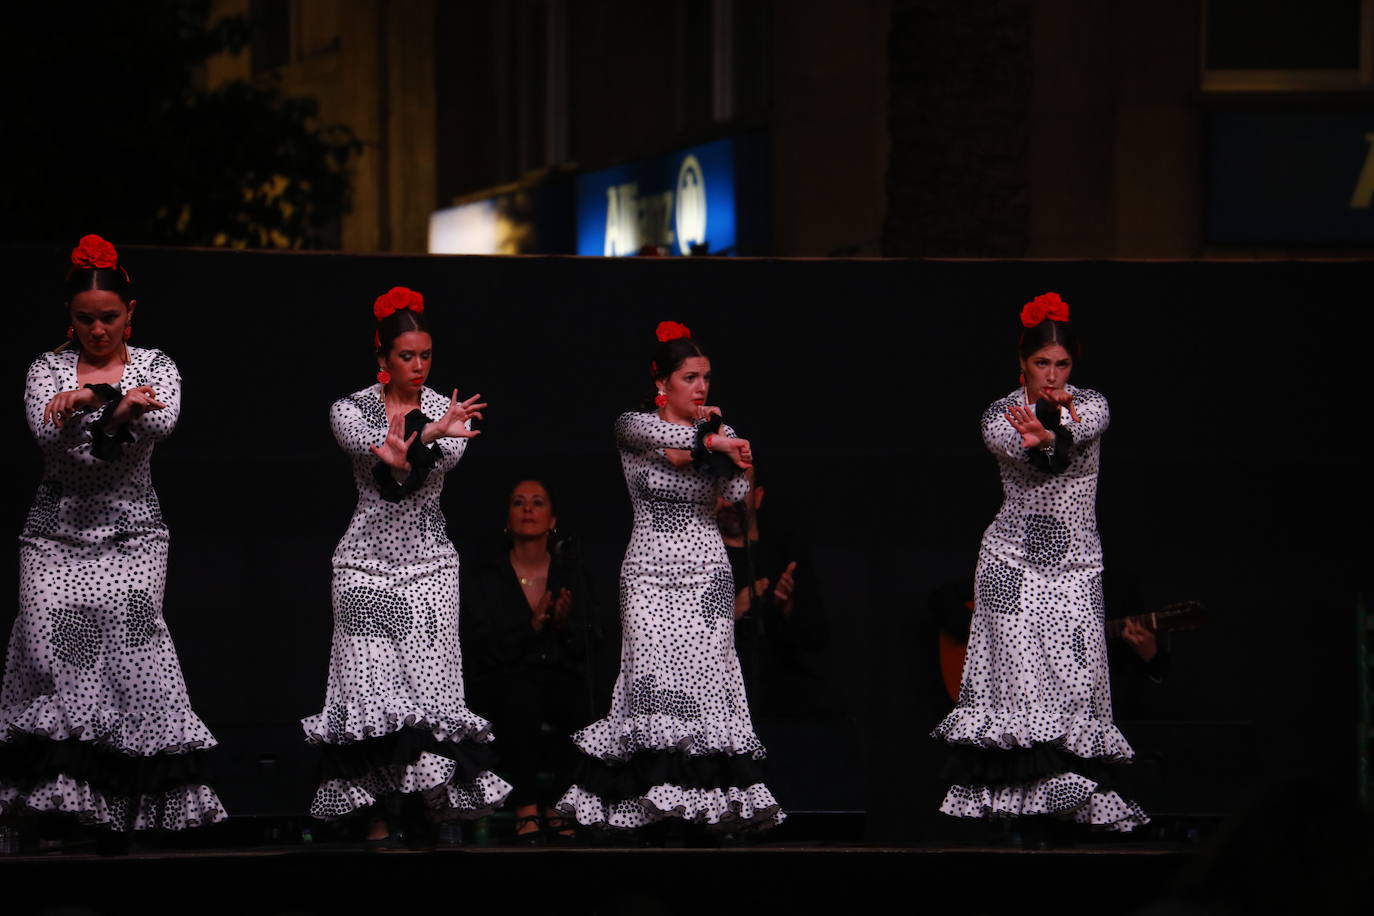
932;293;1148;832
302;286;511;844
0;235;225;842
557;321;783;832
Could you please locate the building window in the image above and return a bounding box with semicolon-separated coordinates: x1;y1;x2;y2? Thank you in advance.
1203;0;1373;91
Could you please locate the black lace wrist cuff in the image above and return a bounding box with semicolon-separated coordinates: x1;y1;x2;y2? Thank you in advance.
87;385;134;461
691;415;738;477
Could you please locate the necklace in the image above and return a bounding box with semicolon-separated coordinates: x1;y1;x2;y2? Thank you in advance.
511;551;548;587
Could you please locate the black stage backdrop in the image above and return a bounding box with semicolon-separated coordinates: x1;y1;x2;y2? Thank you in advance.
0;246;1366;839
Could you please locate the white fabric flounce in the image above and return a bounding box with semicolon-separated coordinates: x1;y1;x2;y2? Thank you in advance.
557;781;785;831
0;775;226;832
940;773;1149;832
301;696;494;746
309;750;512;820
1;693;217;756
572;712;765;762
933;705;1136;762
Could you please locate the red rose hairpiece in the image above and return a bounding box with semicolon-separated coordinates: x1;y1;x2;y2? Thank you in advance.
655;320;691;342
70;234;119;270
1020;292;1070;328
374;286;425;320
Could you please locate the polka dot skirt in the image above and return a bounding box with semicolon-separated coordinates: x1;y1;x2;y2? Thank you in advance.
0;349;227;831
302;385;512;820
932;387;1148;832
556;412;783;831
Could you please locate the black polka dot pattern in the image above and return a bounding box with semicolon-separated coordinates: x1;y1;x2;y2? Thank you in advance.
49;608;100;668
933;386;1147;831
630;674;703;720
558;412;783;830
0;348;226;831
977;560;1025;614
1024;514;1070;567
123;590;161;649
336;587;413;642
302;384;512;820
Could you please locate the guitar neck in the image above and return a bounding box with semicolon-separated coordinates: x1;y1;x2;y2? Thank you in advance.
1106;601;1204;639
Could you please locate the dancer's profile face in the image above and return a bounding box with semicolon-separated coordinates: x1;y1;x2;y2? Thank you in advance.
1020;343;1072;401
69;290;133;359
508;480;556;541
661;356;711;421
379;330;433;396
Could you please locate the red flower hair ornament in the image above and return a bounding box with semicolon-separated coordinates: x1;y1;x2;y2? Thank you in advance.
655;320;691;342
374;286;425;320
70;234;119;270
1020;292;1070;328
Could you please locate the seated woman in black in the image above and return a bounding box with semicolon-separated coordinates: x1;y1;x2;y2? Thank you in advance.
463;479;595;840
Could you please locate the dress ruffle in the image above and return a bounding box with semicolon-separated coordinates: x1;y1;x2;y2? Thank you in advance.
302;703;511;820
555;749;784;830
1;693;217;756
301;696;494;747
0;773;226;831
309;751;512;820
932;705;1136;762
941;773;1149;832
572;712;765;761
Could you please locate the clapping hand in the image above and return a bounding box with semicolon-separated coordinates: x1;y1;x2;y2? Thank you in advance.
551;587;572;623
370;411;417;471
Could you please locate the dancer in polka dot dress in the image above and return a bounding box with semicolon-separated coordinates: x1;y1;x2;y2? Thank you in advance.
0;235;226;833
558;321;783;831
302;287;511;836
933;293;1148;832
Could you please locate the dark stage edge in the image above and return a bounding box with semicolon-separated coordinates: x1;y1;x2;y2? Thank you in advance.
0;826;1207;916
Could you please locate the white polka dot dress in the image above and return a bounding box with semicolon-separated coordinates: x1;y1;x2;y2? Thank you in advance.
302;384;512;820
932;385;1148;831
0;348;227;832
556;412;784;830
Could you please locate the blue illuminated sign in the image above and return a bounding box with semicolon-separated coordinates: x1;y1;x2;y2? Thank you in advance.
576;137;740;256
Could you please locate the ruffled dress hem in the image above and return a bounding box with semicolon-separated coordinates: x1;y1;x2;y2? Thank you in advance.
933;706;1135;762
555;747;784;831
557;782;784;831
1;694;217;756
0;776;227;832
572;713;766;761
940;772;1149;832
302;704;512;820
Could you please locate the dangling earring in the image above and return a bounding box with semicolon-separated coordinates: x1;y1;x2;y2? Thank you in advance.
655;391;667;408
123;325;132;340
377;369;392;385
66;326;74;339
1018;372;1025;387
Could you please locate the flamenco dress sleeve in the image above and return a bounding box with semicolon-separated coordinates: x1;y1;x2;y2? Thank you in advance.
614;410;699;451
371;408;447;502
86;350;182;461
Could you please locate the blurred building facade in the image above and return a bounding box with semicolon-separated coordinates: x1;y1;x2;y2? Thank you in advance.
206;0;1373;257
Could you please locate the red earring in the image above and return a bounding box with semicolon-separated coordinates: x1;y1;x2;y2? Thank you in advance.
655;392;667;408
66;326;74;339
123;325;132;340
1019;372;1025;386
377;369;392;385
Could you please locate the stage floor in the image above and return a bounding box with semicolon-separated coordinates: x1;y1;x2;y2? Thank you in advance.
2;836;1196;915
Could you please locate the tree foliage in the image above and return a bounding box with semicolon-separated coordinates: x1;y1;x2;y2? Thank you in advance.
0;0;360;248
